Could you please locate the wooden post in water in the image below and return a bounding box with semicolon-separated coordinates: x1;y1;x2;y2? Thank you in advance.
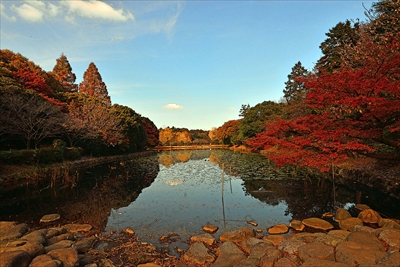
221;163;226;228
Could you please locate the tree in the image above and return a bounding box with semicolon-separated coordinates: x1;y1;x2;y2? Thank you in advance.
0;90;66;149
51;54;77;92
64;97;121;147
175;130;192;145
110;104;147;152
79;62;111;105
316;20;360;73
159;127;175;146
142;117;159;147
214;120;241;145
283;61;309;104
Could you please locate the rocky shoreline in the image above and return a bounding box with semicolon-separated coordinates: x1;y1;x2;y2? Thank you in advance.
1;205;399;267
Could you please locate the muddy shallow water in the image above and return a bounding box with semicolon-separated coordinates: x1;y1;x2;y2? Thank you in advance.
1;149;399;248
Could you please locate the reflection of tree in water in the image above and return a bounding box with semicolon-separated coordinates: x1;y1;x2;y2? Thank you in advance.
242;178;355;220
158;152;174;168
176;151;192;163
158;150;214;168
0;156;159;230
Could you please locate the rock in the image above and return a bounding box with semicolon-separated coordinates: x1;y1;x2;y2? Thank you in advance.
379;229;400;249
322;212;335;219
339;217;363;231
40;214;60;223
378;218;400;230
125;227;134;235
62;224;92;233
75;236;98;253
202;223;219;234
346;231;385;251
262;235;286;246
354;204;370;211
240;237;273;254
300;258;349;267
274;258;298;267
45;240;75;253
247;221;258;227
302;218;334;231
353;224;376;234
357;209;381;224
190;233;216;246
137;264;162;267
219;227;255;243
0;222;29;241
183;242;215;265
287;232;321;243
314;233;344;247
268;224;288;235
335;241;386;266
78;254;94;266
47;247;79;267
335;208;352;222
29;254;62;267
47;233;75;245
298;242;335;261
247;241;275;259
381;251;400;266
45;228;66;239
0;250;31;267
21;230;46;245
289;220;305;231
278;240;306;255
210;241;246;267
0;241;45;258
327;230;350;240
259;247;283;267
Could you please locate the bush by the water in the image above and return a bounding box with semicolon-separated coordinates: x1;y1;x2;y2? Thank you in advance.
0;146;83;164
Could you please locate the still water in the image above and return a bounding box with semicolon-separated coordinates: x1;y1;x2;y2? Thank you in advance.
1;149;398;248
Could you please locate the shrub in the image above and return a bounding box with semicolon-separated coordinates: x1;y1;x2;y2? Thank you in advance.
36;147;64;163
65;147;83;160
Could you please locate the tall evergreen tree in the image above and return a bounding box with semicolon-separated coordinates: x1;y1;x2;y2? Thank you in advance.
79;62;111;105
316;20;360;73
51;54;77;92
283;61;309;104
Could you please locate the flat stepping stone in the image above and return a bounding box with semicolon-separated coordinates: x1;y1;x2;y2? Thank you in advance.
219;227;255;243
40;214;60;223
62;224;92;232
190;233;216;246
289;220;305;231
202;222;219;234
302;218;333;231
268;223;288;234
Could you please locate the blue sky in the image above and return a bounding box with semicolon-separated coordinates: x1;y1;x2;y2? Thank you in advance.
1;0;373;130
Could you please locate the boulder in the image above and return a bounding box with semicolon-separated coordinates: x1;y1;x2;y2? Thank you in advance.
75;236;98;253
219;227;255;243
0;241;44;258
302;218;334;231
0;250;31;267
47;247;79;267
357;209;381;224
183;242;215;265
274;258;298;267
21;230;46;245
29;254;62;267
339;217;363;231
47;233;75;245
259;247;283;267
210;241;246;267
297;242;335;261
268;224;288;235
44;240;75;253
262;235;285;247
346;231;385;251
334;208;352;222
190;233;216;246
278;240;306;255
289;220;305;231
240;237;273;254
335;241;386;265
378;218;400;230
300;258;349;267
378;229;400;249
327;230;350;240
0;222;28;241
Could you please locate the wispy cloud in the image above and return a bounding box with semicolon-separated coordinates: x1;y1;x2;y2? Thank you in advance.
1;3;16;22
61;0;134;22
164;104;183;110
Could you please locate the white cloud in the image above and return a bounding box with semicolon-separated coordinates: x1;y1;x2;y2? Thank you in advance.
61;0;134;22
164;104;183;110
1;3;17;22
11;3;44;22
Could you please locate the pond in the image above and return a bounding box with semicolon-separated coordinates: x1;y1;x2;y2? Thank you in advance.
1;149;399;249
